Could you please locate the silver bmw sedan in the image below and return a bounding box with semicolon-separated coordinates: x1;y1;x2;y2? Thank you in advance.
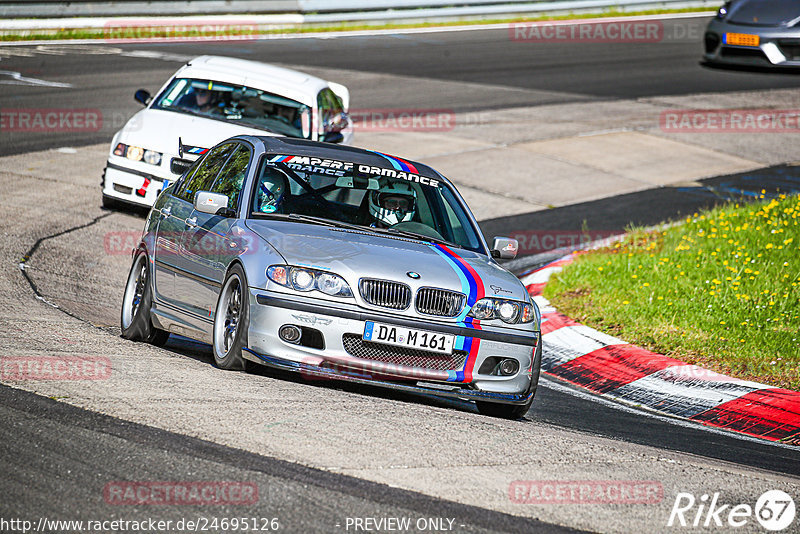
120;135;542;418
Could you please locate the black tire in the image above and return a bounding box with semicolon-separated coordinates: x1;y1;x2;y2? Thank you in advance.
212;264;249;371
102;194;123;210
476;341;543;419
120;250;170;346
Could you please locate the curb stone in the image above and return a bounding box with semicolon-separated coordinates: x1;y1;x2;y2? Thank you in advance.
520;254;800;445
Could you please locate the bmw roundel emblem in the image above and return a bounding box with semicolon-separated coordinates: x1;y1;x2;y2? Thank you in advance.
407;271;421;279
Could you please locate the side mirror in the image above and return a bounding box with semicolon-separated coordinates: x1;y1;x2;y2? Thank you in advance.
194;191;231;215
134;89;152;106
491;237;519;260
322;131;344;144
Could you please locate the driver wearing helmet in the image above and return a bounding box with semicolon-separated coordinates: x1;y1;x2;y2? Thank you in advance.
255;168;289;214
368;182;416;228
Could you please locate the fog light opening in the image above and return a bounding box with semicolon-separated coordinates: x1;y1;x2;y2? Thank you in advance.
279;324;302;344
498;358;519;376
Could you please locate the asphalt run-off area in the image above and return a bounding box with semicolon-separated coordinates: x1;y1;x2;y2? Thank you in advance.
1;13;799;534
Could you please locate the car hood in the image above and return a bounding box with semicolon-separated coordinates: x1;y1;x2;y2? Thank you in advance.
246;220;530;305
115;108;277;155
728;0;800;27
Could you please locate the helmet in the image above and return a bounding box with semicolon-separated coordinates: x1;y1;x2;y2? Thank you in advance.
256;169;288;213
368;182;416;226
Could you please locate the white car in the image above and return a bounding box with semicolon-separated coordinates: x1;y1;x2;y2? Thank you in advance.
102;55;352;209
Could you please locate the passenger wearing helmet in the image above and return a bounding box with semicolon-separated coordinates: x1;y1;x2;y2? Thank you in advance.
255;168;289;213
368;182;416;228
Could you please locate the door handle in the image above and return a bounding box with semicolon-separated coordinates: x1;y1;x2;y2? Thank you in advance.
186;217;197;227
161;206;171;217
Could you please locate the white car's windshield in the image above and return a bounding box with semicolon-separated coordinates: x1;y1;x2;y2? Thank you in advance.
249;154;485;254
153;78;312;139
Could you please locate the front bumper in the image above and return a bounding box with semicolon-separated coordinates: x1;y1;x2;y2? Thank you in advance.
245;289;540;405
102;153;194;207
704;20;800;67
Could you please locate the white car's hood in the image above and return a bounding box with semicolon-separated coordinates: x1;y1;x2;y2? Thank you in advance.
116;108;278;155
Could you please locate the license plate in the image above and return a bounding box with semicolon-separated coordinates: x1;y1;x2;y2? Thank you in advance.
363;322;455;355
725;33;759;47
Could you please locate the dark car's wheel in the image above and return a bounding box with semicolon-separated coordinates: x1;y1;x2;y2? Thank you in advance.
476;341;542;419
120;250;170;346
212;264;249;371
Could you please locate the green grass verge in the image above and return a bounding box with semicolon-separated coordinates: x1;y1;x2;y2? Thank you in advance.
543;194;800;391
0;7;711;42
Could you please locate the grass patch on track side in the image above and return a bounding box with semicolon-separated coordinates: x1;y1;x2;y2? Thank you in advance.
543;193;800;390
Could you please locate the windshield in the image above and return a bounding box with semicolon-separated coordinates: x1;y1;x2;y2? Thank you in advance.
153;78;312;138
249;154;485;254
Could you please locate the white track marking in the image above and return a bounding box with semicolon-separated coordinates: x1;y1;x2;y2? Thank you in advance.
0;70;72;87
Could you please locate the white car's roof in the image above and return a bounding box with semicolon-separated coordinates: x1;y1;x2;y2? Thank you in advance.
173;55;330;107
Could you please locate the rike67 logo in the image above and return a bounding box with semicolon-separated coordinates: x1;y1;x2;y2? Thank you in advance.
667;490;796;531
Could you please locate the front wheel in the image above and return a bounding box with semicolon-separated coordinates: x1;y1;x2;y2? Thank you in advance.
120;250;170;346
212;264;249;370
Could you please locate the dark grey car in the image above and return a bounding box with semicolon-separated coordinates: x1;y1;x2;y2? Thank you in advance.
705;0;800;67
120;136;542;418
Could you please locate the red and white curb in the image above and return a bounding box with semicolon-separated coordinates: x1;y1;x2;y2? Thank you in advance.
521;255;800;445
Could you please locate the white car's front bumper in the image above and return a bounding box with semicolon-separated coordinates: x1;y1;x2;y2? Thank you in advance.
102;153;195;207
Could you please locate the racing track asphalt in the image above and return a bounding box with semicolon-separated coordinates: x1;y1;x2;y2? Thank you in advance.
2;16;800;156
0;384;577;534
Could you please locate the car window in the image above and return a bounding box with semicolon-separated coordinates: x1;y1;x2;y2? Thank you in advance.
317;88;346;137
152;78;312;139
210;144;251;209
249;155;486;254
175;143;235;203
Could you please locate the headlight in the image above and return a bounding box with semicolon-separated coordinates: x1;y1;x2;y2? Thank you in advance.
126;145;144;162
291;269;315;291
113;143;162;166
469;298;495;320
143;149;162;166
468;297;535;324
716;2;729;19
317;273;347;296
267;265;353;298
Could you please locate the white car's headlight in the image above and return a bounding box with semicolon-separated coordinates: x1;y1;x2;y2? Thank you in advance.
267;265;353;298
114;143;162;166
468;297;535;324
